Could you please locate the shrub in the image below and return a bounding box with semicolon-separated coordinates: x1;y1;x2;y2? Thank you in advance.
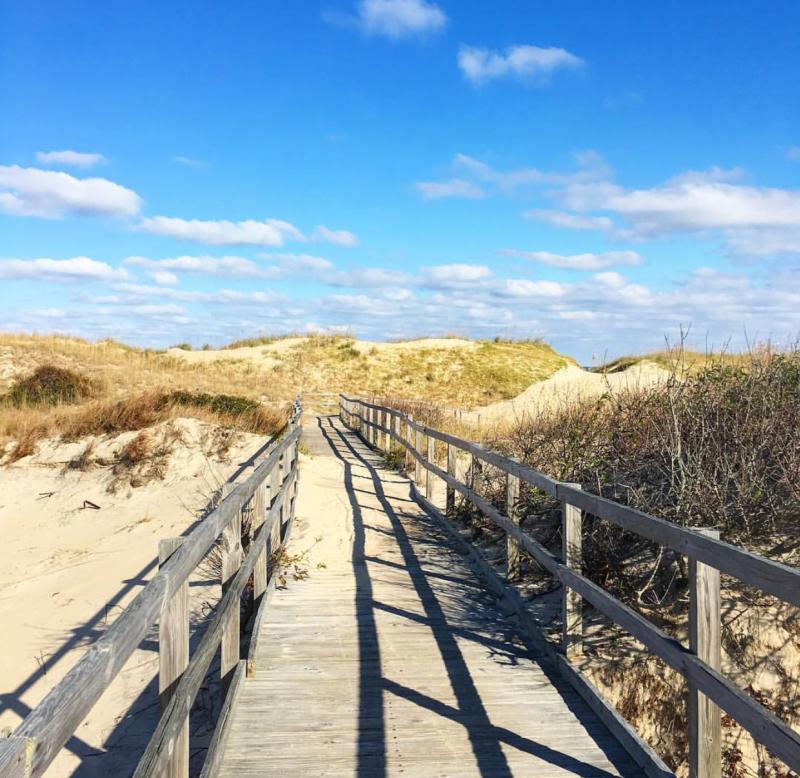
484;349;800;602
6;365;97;407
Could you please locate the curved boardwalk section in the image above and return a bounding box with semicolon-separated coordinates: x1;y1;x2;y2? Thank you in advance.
214;416;645;777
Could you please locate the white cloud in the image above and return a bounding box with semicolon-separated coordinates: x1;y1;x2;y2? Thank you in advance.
724;227;800;257
31;308;67;318
0;166;142;218
259;253;335;272
415;179;485;200
496;279;567;297
172;155;209;168
787;147;800;162
112;282;283;305
561;172;800;236
357;0;446;38
137;217;304;246
125;254;262;276
313;225;359;246
506;249;642;270
524;209;616;232
593;271;627;289
36;150;106;168
329;267;411;287
417;151;608;200
151;270;179;286
137;216;357;247
421;263;492;287
458;44;584;85
0;256;129;282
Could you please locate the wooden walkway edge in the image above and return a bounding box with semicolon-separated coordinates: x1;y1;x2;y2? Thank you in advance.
211;416;650;777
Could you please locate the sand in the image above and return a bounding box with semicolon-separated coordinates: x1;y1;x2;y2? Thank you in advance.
0;418;263;776
466;361;671;426
165;337;480;366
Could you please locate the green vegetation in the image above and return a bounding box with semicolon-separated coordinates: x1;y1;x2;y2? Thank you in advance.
593;348;756;375
5;365;98;406
270;336;571;407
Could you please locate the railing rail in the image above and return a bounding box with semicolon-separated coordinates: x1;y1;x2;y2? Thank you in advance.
339;394;800;778
0;398;302;778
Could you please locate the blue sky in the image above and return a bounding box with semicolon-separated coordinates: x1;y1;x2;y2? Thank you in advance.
2;0;800;361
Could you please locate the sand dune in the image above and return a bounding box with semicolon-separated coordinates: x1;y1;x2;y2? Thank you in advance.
466;361;671;426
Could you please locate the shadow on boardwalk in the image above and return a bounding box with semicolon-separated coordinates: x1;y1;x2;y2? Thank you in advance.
317;415;634;778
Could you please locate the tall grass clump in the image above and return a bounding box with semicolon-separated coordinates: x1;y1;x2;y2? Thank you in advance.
6;364;98;406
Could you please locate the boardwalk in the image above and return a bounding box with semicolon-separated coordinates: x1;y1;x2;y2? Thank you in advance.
6;400;800;778
214;416;645;777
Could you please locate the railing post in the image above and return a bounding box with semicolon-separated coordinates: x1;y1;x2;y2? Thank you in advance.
689;528;721;778
405;415;414;473
506;471;521;581
252;481;267;611
158;537;189;778
220;484;242;693
446;443;457;517
415;427;424;485
366;405;372;446
426;435;435;499
290;436;299;521
381;409;389;453
561;484;582;659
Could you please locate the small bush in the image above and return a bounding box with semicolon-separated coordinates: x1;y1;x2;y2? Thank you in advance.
173;343;193;351
6;365;97;407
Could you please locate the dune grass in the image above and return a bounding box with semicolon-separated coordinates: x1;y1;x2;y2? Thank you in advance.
0;332;572;409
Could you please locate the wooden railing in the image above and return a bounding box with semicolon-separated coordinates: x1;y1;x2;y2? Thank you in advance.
339;395;800;778
0;399;302;778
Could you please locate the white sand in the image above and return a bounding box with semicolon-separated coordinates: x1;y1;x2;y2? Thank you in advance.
0;418;263;776
466;361;671;426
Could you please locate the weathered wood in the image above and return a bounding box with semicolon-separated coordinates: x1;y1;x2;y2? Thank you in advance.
405;415;414;473
425;435;435;499
506;471;520;581
446;443;457;517
0;737;34;778
133;465;297;778
562;485;582;659
252;483;268;609
341;396;800;609
388;421;800;772
339;395;800;773
689;528;721;778
220;486;243;692
158;538;189;778
215;419;646;778
409;481;672;778
199;660;246;778
12;422;301;778
415;428;424;485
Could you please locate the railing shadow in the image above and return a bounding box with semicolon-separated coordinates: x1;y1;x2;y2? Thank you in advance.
1;428;283;775
318;415;634;778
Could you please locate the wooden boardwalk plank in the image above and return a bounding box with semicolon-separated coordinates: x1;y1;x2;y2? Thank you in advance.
214;416;646;778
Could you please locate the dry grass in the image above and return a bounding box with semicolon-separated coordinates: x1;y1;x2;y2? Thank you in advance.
449;346;800;775
593;346;768;376
0;332;571;411
1;381;289;464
